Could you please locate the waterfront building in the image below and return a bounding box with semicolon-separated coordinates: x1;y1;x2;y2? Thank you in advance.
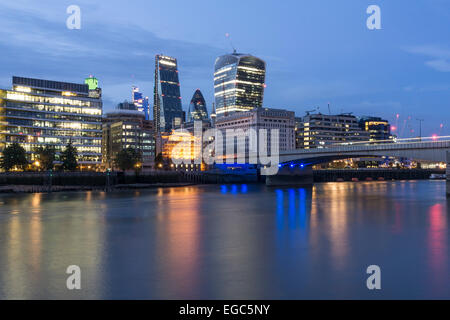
102;110;155;169
158;130;201;171
153;55;184;133
214;52;266;117
215;107;296;160
358;116;392;142
0;76;103;168
296;113;369;149
187;89;208;121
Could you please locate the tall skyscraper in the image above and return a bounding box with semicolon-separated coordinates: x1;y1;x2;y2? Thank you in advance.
143;96;150;120
132;86;150;120
187;89;208;122
132;86;144;111
153;55;183;133
214;52;266;117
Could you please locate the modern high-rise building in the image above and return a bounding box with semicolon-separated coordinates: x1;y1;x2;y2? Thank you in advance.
153;55;184;133
296;113;369;149
187;89;208;122
132;86;150;120
0;76;103;168
132;86;144;110
358;116;392;142
214;52;266;117
102;110;155;169
143;96;150;120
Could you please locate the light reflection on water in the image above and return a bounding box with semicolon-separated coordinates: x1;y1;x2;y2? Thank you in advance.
0;181;448;299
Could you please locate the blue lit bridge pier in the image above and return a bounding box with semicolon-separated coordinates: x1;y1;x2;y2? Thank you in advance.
266;162;313;186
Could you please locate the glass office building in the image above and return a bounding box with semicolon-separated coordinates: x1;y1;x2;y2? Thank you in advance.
359;116;392;142
187;89;208;121
153;55;184;133
102;110;155;169
214;52;266;117
132;86;150;120
0;76;103;168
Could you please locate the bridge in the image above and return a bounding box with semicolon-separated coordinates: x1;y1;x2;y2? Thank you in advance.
267;136;450;197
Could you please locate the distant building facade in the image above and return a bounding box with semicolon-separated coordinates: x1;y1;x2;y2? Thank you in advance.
102;110;155;169
158;130;202;172
117;100;138;111
358;116;392;142
296;113;369;149
214;52;266;117
132;86;150;120
294;116;303;149
187;89;208;121
153;55;184;133
215;107;296;160
0;76;103;168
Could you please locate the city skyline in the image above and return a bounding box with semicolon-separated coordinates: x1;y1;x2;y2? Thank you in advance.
0;0;449;137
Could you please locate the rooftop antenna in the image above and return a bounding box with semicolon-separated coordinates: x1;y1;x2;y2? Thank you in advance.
328;102;331;115
225;33;236;53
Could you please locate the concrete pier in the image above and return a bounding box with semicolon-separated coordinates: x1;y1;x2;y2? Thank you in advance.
266;165;313;186
447;151;450;198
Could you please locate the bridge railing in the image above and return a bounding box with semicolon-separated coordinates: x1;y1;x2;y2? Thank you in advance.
331;135;450;148
286;135;450;155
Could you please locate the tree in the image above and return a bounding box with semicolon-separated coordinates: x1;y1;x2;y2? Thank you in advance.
114;147;142;171
35;145;56;171
60;142;78;171
1;143;28;172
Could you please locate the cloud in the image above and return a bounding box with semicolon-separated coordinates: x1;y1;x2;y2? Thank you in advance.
0;3;222;111
404;45;450;72
425;59;450;72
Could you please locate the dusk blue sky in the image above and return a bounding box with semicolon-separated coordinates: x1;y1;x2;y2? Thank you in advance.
1;0;449;137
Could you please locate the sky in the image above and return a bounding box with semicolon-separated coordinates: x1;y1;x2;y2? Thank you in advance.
0;0;449;137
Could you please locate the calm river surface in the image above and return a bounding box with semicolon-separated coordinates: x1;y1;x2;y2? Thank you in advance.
0;181;448;299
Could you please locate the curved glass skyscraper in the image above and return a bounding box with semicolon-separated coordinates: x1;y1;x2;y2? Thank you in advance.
214;52;266;117
153;55;184;133
187;89;208;121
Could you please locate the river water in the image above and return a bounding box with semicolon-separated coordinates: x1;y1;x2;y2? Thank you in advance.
0;181;448;299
